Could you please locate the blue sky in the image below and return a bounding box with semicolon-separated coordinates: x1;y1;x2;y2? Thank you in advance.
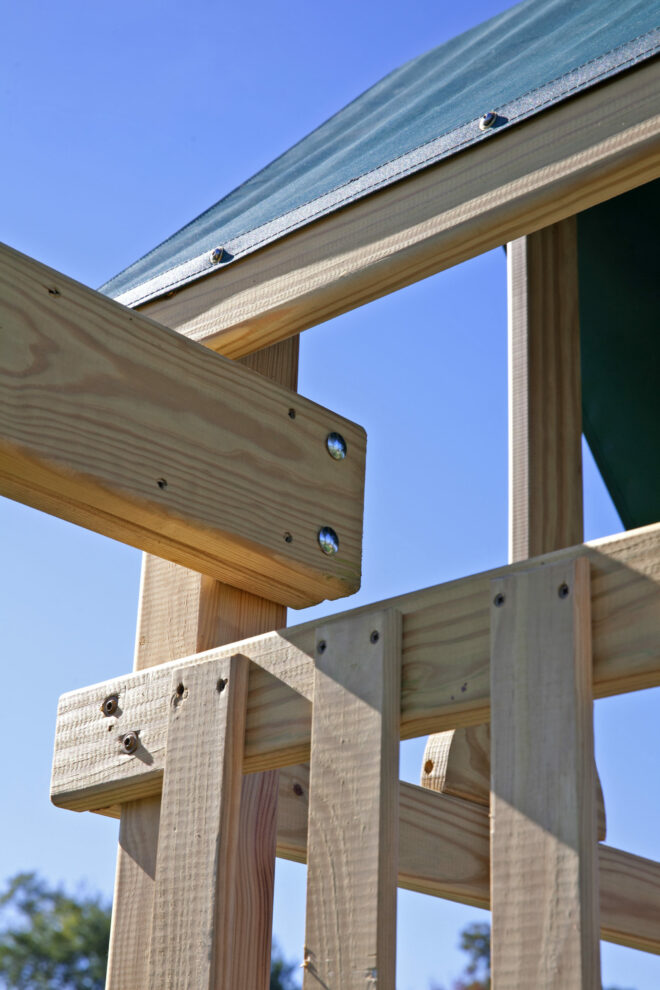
2;1;659;986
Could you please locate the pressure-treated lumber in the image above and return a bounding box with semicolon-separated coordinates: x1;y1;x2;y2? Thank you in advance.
107;338;298;990
148;654;248;989
274;767;660;956
140;59;660;358
508;217;583;560
51;521;660;812
303;610;400;989
420;724;607;841
0;243;365;607
490;558;600;988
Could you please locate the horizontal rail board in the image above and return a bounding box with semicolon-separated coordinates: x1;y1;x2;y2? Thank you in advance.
141;60;660;358
51;522;660;810
0;243;365;607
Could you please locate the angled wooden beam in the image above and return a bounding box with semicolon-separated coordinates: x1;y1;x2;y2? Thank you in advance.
274;768;660;957
139;60;660;358
0;242;365;607
51;521;660;814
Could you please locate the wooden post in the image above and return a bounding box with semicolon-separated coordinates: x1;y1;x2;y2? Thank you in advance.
106;338;298;990
303;610;401;989
149;655;249;988
490;558;600;987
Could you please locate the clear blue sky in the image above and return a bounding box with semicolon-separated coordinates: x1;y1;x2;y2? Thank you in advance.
2;2;659;987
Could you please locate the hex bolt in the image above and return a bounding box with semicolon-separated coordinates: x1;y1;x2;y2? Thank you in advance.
326;432;347;460
493;592;505;607
558;582;570;599
101;694;119;717
121;731;139;755
318;526;339;555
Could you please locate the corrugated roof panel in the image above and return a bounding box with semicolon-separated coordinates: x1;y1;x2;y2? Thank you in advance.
102;0;660;305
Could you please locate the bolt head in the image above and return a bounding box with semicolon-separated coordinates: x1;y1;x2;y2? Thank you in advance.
210;246;224;264
326;432;347;460
318;526;339;555
479;111;497;130
101;694;119;717
121;731;139;755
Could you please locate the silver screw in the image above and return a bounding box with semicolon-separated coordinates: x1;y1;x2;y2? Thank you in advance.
479;111;497;130
326;432;347;460
210;246;224;264
318;526;339;555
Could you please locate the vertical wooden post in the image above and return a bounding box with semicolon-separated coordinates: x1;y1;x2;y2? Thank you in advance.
106;337;298;990
490;558;600;987
149;655;249;989
508;217;583;560
303;610;401;990
489;219;599;986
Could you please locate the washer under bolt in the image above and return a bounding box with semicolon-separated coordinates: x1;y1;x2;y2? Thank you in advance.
121;731;139;755
318;526;339;555
210;246;225;264
479;111;497;130
101;694;119;717
326;432;347;460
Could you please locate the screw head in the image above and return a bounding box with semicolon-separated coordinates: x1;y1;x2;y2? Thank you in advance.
479;111;497;130
558;582;570;599
493;592;505;607
101;694;119;717
326;432;347;460
121;731;139;755
210;246;224;264
318;526;339;555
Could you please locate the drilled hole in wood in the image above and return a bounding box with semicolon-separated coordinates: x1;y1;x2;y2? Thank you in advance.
424;760;434;775
370;630;379;644
288;408;296;419
293;782;304;796
176;682;185;697
217;678;227;693
157;478;168;490
284;532;293;543
317;640;327;655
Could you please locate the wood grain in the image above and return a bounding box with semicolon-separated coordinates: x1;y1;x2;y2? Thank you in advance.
303;610;400;990
508;217;583;560
490;558;600;988
420;724;606;841
140;60;660;358
0;243;365;607
148;655;248;989
51;521;660;812
275;767;660;955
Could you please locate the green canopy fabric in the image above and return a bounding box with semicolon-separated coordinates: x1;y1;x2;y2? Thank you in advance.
101;0;660;530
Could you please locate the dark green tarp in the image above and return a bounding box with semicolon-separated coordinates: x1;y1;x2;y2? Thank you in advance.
101;0;660;530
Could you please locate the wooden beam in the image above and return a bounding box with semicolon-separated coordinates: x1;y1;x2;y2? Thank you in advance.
508;217;583;559
0;243;365;607
139;60;660;358
274;767;660;956
420;724;606;841
303;610;400;989
147;655;248;989
51;521;660;812
490;558;600;987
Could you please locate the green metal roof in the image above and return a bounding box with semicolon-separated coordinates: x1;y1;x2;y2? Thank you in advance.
102;0;660;531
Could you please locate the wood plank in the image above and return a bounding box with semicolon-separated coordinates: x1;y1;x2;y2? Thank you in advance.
303;610;400;989
139;60;660;358
275;767;660;955
490;558;600;988
50;521;660;812
148;654;248;989
420;724;606;841
0;243;365;607
508;217;583;560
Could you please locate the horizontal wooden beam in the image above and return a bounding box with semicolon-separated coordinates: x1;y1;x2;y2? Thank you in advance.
275;767;660;957
0;242;365;608
140;60;660;358
88;767;660;956
51;522;660;811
